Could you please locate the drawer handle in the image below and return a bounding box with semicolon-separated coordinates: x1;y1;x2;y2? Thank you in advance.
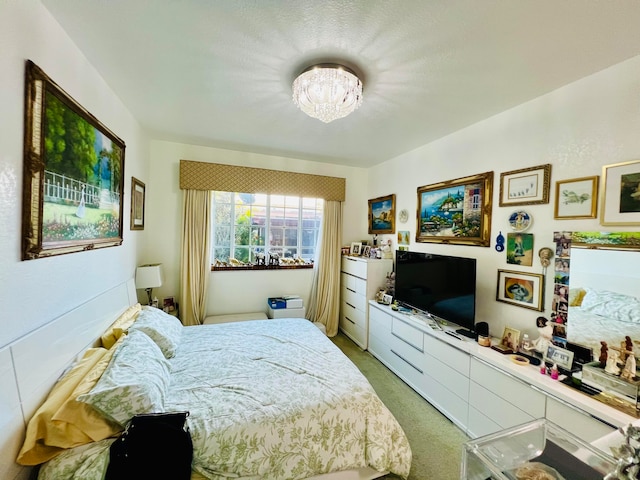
346;288;356;293
346;258;356;262
391;349;424;374
346;302;356;309
391;331;424;353
345;316;355;325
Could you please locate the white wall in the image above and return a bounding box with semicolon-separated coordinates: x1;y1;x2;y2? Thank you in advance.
368;54;640;341
146;140;367;315
0;1;148;349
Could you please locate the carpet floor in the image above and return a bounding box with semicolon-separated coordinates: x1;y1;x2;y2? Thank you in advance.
331;333;470;480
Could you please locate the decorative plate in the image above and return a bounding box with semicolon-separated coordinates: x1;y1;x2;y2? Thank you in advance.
398;209;409;223
508;210;532;232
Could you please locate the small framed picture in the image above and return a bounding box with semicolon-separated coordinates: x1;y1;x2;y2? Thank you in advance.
544;344;574;371
362;245;371;257
496;269;544;311
506;232;533;267
163;296;176;313
131;176;146;230
554;176;598;219
601;159;640;225
499;164;551;207
500;327;521;352
368;194;396;234
350;242;362;256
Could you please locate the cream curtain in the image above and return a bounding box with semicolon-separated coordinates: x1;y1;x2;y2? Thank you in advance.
180;189;212;326
306;201;343;336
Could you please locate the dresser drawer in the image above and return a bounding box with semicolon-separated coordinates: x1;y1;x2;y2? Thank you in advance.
340;313;366;348
341;256;367;279
424;334;470;377
391;317;424;351
341;273;367;296
341;286;367;312
341;301;366;328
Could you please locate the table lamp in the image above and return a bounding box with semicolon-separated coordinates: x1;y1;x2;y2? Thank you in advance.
135;264;163;306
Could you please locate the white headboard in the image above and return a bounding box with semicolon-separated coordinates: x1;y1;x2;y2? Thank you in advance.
0;279;137;480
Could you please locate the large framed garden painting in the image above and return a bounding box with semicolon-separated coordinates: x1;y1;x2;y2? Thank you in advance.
22;60;126;260
416;171;493;246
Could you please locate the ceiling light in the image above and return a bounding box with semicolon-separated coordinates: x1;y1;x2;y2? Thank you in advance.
292;64;363;123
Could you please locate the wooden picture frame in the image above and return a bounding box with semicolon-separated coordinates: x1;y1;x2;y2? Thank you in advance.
350;242;362;256
22;60;125;260
601;159;640;226
368;194;396;234
554;176;598;219
499;164;551;207
416;171;493;247
500;327;521;352
130;177;146;230
496;269;544;311
570;231;640;251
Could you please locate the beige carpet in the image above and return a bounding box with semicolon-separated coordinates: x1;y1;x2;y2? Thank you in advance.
331;333;470;480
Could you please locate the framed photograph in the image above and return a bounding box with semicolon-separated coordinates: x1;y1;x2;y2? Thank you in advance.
22;60;125;260
368;194;396;234
500;327;521;352
416;171;493;246
496;269;544;311
350;241;362;256
163;296;176;313
506;232;533;266
130;177;146;230
499;164;551;207
554;176;598;219
601;159;640;225
362;245;371;257
544;344;574;371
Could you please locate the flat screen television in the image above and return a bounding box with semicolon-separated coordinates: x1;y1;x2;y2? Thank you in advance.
394;250;477;338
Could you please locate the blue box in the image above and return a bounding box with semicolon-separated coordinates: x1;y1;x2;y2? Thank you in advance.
268;297;287;309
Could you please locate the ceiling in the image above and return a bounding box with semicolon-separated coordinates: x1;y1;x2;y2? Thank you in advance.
41;0;640;168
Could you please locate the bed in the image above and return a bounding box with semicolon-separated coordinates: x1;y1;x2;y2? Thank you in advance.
18;302;411;480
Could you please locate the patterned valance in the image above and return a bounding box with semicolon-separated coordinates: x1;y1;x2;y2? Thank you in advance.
179;160;345;202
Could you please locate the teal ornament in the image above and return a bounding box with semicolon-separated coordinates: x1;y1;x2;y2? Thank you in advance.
495;231;505;252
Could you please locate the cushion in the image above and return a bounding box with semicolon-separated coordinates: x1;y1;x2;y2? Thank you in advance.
78;329;171;426
17;348;108;466
101;303;142;349
568;287;587;307
581;288;640;323
51;336;126;442
129;306;183;358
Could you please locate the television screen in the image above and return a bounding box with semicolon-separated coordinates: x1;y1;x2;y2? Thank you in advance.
394;250;477;337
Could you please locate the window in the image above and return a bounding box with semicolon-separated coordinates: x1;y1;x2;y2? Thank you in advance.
212;192;323;266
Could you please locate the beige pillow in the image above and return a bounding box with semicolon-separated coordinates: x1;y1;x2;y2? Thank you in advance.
100;303;142;348
568;288;587;307
16;348;107;466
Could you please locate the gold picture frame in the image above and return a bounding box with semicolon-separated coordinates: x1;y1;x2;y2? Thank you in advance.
500;327;521;352
499;164;551;207
22;60;125;260
496;269;544;311
130;177;146;230
601;159;640;226
368;194;396;234
554;176;598;219
416;171;493;247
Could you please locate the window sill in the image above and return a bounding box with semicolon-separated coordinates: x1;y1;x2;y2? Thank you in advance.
211;264;313;272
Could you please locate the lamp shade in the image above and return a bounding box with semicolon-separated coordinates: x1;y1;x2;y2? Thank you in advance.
135;264;163;289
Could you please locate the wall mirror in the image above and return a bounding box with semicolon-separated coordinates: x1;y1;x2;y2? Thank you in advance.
566;237;640;359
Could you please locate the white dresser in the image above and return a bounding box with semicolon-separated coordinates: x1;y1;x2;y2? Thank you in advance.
339;256;392;349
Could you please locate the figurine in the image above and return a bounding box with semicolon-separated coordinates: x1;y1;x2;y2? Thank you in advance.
532;317;553;354
605;424;640;480
600;341;609;367
621;354;637;382
605;350;621;375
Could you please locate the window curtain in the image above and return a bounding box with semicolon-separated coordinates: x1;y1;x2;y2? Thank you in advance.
180;189;212;326
306;200;343;336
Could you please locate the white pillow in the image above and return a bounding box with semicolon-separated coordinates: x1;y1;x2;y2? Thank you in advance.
581;288;640;323
129;306;183;358
77;329;171;426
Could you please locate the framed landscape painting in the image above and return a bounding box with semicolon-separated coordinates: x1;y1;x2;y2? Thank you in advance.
416;171;493;246
22;60;125;260
601;159;640;226
368;194;396;234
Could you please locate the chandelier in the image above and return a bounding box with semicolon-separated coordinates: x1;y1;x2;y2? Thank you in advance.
292;64;363;123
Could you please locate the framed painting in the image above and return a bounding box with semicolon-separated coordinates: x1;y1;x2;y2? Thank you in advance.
601;159;640;225
554;176;598;219
496;269;544;311
500;327;521;352
416;171;493;246
130;177;146;230
499;164;551;207
22;60;125;260
368;194;396;234
506;232;533;266
571;231;640;251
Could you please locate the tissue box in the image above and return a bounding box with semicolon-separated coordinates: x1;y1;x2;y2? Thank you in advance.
268;297;287;309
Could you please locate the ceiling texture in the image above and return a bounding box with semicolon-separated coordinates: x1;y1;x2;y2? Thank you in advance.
42;0;640;168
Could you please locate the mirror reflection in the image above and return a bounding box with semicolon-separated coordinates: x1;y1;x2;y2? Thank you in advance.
567;244;640;359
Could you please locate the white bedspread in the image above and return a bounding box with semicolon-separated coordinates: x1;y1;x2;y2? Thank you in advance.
38;318;411;480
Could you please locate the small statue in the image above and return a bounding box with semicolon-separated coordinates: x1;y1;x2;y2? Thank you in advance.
600;341;609;367
532;316;553;353
605;350;621;375
621;354;637;382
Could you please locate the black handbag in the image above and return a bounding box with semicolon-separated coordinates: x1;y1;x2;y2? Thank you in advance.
105;411;193;480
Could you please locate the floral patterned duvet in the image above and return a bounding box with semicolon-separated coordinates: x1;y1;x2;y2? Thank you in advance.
39;318;411;479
